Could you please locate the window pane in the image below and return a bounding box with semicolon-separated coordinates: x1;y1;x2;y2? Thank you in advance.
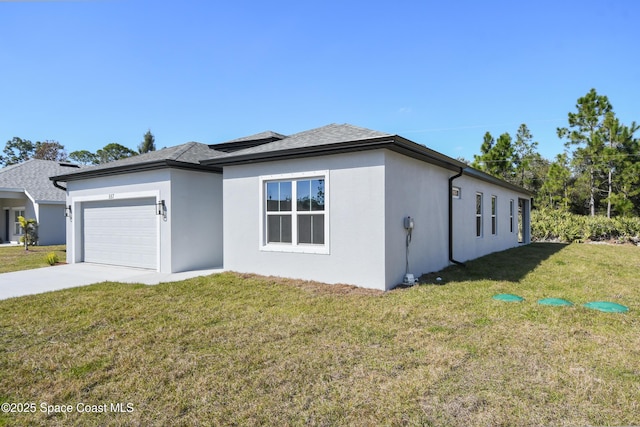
476;217;482;237
298;215;311;244
311;179;325;211
298;214;324;244
280;182;292;211
491;197;496;214
267;215;292;243
266;182;292;212
312;214;324;244
476;194;482;215
492;217;496;235
267;215;280;242
266;182;279;212
297;180;311;211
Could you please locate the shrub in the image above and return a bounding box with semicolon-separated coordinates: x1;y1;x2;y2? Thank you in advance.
532;208;640;243
45;252;59;266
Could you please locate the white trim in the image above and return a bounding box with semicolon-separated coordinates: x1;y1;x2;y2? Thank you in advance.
258;170;330;255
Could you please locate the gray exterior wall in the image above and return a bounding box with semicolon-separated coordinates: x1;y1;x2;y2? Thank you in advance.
383;151;451;287
36;203;66;245
223;150;387;290
450;174;529;263
223;148;530;291
169;169;223;272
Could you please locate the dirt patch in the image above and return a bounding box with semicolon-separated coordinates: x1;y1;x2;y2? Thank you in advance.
234;272;384;296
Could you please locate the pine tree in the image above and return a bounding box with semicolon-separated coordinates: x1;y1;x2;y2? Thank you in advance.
138;130;156;154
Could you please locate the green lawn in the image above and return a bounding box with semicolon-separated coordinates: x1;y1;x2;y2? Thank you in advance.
0;245;66;273
0;243;638;426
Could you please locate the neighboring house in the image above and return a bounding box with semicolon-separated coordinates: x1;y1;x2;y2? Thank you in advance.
51;124;532;291
0;159;80;245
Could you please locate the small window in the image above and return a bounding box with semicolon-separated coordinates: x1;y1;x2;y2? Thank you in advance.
491;196;497;235
452;186;461;199
510;199;514;233
476;193;483;237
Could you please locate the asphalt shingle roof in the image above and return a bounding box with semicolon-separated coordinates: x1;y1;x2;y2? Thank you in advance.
220;123;392;157
220;131;287;144
76;142;226;173
51;142;227;181
0;159;81;202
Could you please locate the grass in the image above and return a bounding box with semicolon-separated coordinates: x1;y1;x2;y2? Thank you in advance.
0;245;66;273
0;243;639;426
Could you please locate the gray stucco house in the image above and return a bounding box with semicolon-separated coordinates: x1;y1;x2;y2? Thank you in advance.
51;124;532;291
0;159;80;245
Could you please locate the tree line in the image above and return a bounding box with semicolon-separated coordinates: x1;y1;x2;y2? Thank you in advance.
471;89;639;218
0;130;156;167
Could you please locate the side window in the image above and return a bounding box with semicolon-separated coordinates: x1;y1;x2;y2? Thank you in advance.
491;196;497;235
510;199;514;233
476;193;483;237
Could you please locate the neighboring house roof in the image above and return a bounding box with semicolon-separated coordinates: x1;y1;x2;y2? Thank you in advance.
0;159;81;203
51;142;225;182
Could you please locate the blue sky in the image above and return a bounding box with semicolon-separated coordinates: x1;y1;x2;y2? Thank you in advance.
1;0;638;162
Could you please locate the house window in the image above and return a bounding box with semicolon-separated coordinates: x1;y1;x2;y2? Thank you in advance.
13;209;25;235
452;186;461;199
476;193;482;237
510;199;514;233
262;171;328;253
266;181;292;243
491;196;497;235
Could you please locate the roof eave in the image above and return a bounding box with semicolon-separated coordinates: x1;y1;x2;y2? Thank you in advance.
461;168;534;196
50;160;221;182
203;135;466;172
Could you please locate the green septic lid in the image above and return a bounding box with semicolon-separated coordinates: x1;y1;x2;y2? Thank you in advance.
493;293;524;302
538;298;573;306
583;301;629;313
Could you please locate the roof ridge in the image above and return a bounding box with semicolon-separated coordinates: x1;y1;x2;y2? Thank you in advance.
171;141;202;161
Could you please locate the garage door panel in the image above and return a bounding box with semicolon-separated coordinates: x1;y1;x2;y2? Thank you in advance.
82;198;158;269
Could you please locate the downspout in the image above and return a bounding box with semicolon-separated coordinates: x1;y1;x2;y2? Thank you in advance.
449;168;465;267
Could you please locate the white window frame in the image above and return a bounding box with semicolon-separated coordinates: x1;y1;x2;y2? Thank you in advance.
491;195;497;235
475;193;483;238
13;208;26;236
259;171;330;254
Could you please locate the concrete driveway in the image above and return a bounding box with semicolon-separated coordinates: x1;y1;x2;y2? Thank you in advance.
0;263;224;300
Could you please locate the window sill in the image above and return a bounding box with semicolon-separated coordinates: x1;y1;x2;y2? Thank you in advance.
260;244;329;255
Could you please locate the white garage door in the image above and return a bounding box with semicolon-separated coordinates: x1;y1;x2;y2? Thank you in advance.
82;198;158;269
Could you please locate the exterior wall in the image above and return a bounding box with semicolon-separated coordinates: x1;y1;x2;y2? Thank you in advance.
223;151;387;290
66;170;173;272
35;203;66;245
383;151;451;288
450;174;529;263
169;169;223;272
